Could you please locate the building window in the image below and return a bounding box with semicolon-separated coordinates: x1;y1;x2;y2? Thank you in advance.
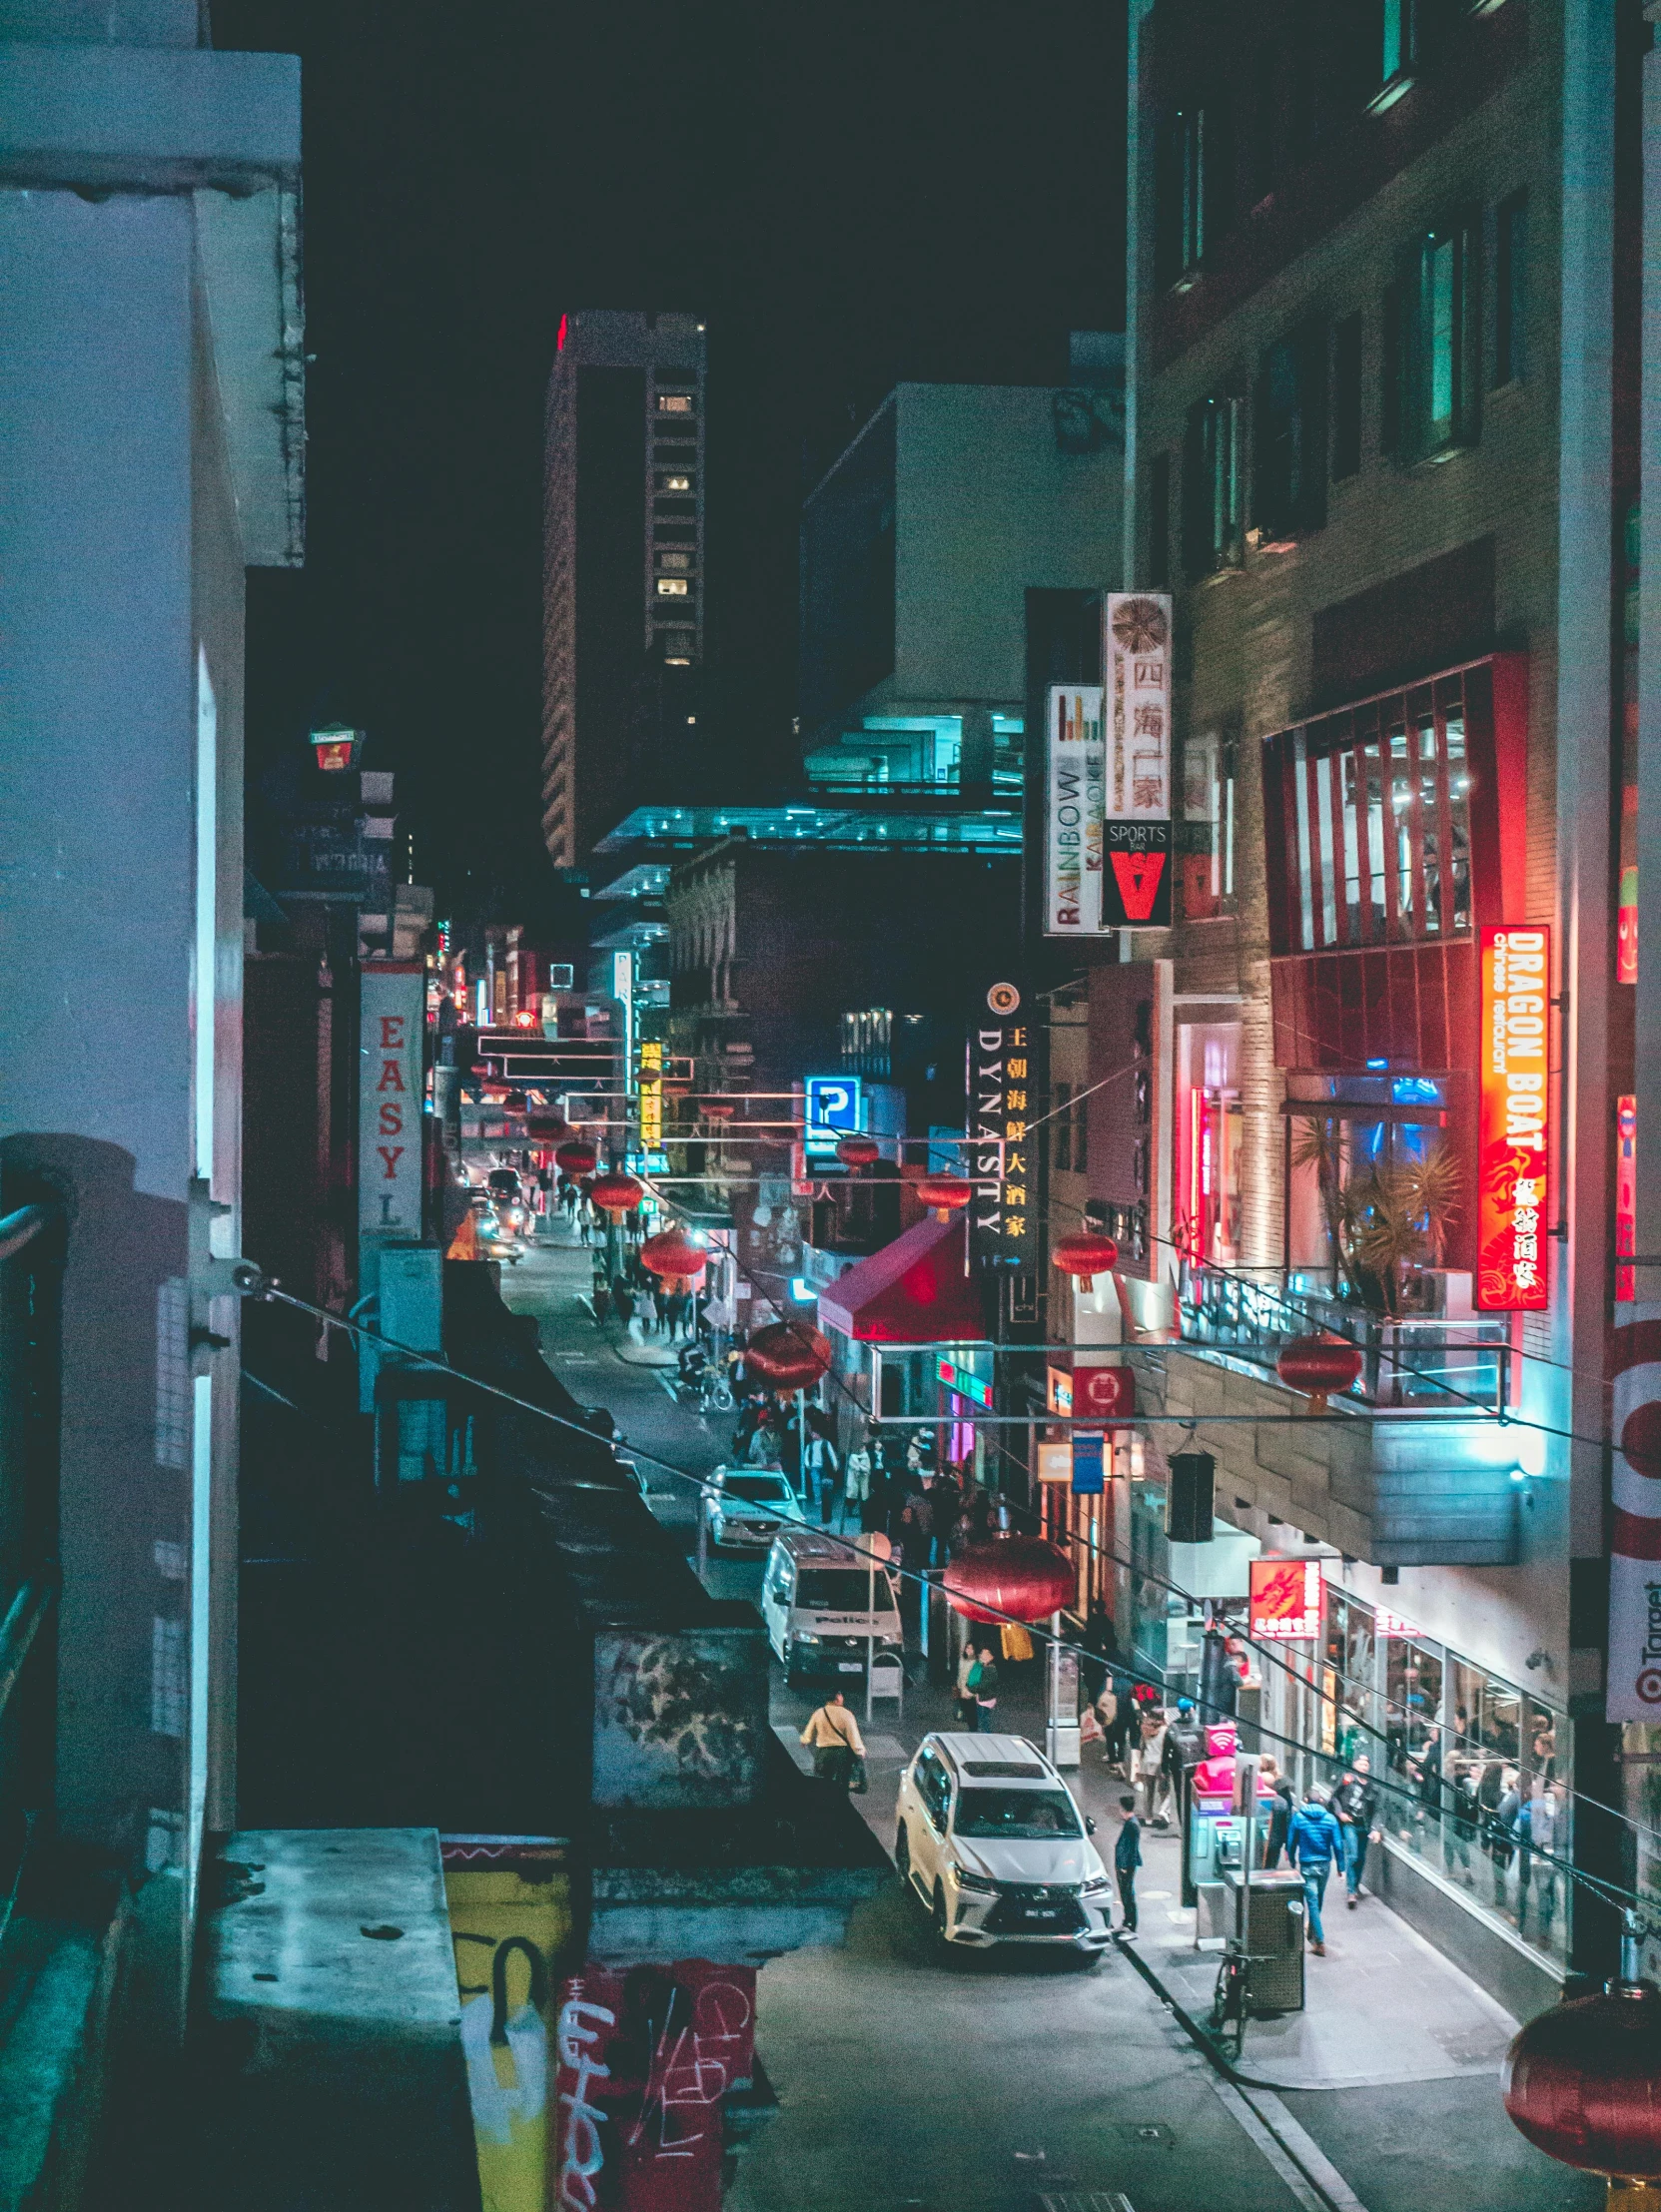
1073;1087;1089;1175
1331;313;1363;480
1493;189;1527;386
1149;450;1172;589
1053;1083;1073;1173
656;470;694;493
1181;730;1235;920
1175;1022;1243;1265
1396;219;1479;462
1376;0;1418;100
657;550;691;572
1155;106;1207;287
1183;392;1244;577
1270;676;1475;955
991;714;1025;798
656;390;694;414
656;577;690;597
1254;322;1327;543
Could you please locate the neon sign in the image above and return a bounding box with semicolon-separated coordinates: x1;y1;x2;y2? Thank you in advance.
1476;925;1550;1312
1248;1557;1321;1641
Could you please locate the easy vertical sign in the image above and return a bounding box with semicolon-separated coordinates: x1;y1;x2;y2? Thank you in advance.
1044;683;1107;937
1476;925;1550;1311
360;962;425;1240
1101;593;1174;927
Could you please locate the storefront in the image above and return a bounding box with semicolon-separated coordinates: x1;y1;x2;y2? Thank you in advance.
1256;1569;1571;1979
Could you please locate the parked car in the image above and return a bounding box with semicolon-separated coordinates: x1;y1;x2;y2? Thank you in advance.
475;1198;529;1264
894;1733;1113;1958
702;1466;804;1552
760;1527;903;1681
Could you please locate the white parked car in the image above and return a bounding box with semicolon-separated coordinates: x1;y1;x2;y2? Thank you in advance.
894;1733;1114;1957
701;1466;805;1552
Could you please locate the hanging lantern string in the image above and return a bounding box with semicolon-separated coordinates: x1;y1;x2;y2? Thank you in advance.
256;1278;1647;1933
735;1248;1650;1886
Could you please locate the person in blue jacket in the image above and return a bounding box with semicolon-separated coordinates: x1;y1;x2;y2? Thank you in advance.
1285;1785;1345;1955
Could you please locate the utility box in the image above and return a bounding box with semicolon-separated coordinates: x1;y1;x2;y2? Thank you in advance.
1221;1867;1306;2014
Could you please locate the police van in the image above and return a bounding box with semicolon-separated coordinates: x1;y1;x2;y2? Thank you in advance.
760;1528;904;1683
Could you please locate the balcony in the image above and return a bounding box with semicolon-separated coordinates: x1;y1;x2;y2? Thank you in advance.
1145;1268;1522;1567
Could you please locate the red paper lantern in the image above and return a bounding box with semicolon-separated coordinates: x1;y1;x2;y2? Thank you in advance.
526;1114;570;1141
943;1536;1075;1625
1275;1334;1364;1411
837;1133;881;1168
915;1175;973;1221
554;1140;598;1177
588;1171;645;1221
639;1229;706;1289
1052;1232;1120;1289
1503;1978;1661;2191
743;1321;832;1390
702;1099;737;1120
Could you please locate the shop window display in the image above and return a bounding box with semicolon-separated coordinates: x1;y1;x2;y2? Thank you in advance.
1176;1022;1244;1267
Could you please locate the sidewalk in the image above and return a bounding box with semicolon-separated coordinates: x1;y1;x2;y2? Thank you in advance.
769;1635;1521;2094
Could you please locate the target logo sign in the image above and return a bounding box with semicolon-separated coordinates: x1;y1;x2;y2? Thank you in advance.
1608;1310;1661;1722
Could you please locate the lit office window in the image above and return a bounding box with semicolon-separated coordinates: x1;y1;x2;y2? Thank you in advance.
1393;219;1478;461
656;578;690;597
656;391;694;414
658;472;694;492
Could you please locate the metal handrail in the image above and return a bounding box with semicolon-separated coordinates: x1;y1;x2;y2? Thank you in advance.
0;1579;51;1727
0;1206;52;1267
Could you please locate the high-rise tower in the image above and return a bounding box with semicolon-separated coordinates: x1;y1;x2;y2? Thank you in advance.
540;310;706;868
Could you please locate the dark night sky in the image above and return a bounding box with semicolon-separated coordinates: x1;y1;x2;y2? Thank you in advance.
216;2;1128;926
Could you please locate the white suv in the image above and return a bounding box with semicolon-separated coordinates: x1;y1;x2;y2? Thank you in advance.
895;1733;1114;1956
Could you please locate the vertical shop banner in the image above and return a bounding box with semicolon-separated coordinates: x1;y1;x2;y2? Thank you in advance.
1618;1096;1638;1303
1607;1308;1661;1721
1043;683;1107;936
359;962;425;1240
638;1039;664;1159
554;1960;756;2212
1102;593;1174;928
969;979;1045;1274
1475;926;1551;1311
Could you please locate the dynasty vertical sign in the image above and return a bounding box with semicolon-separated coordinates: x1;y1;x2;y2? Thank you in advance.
970;979;1045;1272
360;961;426;1241
1476;926;1550;1311
1043;684;1107;936
1101;593;1174;927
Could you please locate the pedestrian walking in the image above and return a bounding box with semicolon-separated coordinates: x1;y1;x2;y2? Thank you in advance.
806;1430;840;1524
954;1638;980;1730
1103;1661;1134;1775
843;1432;873;1532
799;1691;866;1792
972;1646;1001;1733
1260;1763;1294;1868
1286;1786;1344;1956
637;1284;659;1338
1448;1762;1480;1884
1332;1753;1382;1905
1080;1602;1118;1705
1114;1794;1143;1935
1481;1760;1516;1909
610;1274;631;1330
1135;1710;1173;1827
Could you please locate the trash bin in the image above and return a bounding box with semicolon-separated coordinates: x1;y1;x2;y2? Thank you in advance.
1221;1868;1306;2014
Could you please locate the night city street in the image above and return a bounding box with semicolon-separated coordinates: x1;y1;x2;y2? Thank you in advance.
6;3;1661;2211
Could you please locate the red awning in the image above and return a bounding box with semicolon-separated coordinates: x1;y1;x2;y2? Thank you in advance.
817;1215;986;1343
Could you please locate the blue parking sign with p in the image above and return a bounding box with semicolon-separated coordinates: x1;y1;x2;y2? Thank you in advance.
805;1076;862;1156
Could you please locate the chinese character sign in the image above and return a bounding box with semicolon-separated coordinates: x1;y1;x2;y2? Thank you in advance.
1102;594;1174;927
638;1039;664;1155
969;978;1045;1273
1043;683;1107;937
1248;1557;1322;1641
1476;926;1550;1312
554;1961;755;2212
359;962;425;1240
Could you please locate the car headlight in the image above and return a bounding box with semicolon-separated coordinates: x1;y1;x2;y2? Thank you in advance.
792;1633;820;1646
1081;1874;1113;1896
951;1867;998;1894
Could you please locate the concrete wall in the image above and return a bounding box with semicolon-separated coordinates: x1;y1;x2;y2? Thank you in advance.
893;382;1122;707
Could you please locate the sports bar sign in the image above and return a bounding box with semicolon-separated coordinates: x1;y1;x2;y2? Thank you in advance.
1476;925;1550;1312
1101;592;1174;928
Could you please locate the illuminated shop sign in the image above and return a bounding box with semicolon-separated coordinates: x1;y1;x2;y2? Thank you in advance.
1043;684;1107;937
1476;925;1550;1312
1101;592;1174;928
804;1075;862;1158
638;1038;663;1154
1618;1095;1637;1305
1247;1557;1322;1641
359;963;425;1241
936;1357;993;1409
969;979;1044;1271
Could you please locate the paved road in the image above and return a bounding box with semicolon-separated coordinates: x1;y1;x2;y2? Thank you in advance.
499;1226;1597;2212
